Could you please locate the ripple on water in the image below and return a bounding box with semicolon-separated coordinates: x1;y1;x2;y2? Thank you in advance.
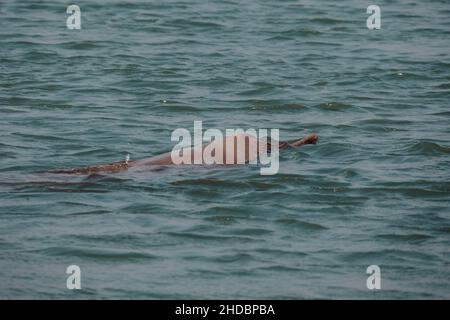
406;141;450;156
1;0;449;299
375;233;433;243
316;102;353;112
275;218;328;231
33;246;158;261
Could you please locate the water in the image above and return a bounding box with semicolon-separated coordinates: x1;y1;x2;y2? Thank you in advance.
1;0;449;299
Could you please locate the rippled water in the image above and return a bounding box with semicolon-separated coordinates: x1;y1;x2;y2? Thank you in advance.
1;0;449;299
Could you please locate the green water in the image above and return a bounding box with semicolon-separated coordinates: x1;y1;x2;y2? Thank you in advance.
0;0;449;299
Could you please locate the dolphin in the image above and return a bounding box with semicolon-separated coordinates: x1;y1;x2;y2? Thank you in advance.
49;133;318;175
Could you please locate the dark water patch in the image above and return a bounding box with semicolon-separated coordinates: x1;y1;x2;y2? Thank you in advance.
335;168;361;179
5;180;109;194
355;118;415;127
254;248;308;258
310;142;354;157
163;18;225;30
63;147;115;157
187;268;227;277
428;111;450;117
29;187;108;193
434;83;450;90
385;71;434;81
294;193;369;206
256;265;304;273
143;103;201;113
165;231;256;243
0;181;98;188
199;206;252;219
68;209;112;216
249;102;307;112
406;141;450;156
310;17;348;25
357;186;447;198
269;173;305;184
305;177;351;191
186;252;256;264
33;246;157;261
20;50;62;62
275;218;328;231
340;249;440;264
236;86;281;97
204;215;237;225
11;132;77;142
312;80;328;86
224;227;273;237
120;203;162;214
82;174;129;183
67;233;148;245
0;107;29;114
60;41;102;50
251;181;282;191
376;233;433;243
316;102;353;111
433;226;450;234
0;141;32;149
180;188;223;198
265;28;322;40
171;178;251;190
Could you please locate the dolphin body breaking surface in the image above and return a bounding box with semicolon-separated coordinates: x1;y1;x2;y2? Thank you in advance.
48;133;318;175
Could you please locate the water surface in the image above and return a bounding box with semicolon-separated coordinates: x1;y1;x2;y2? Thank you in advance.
0;0;449;299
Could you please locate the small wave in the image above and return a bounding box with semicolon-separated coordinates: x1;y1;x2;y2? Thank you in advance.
406;141;450;156
340;249;438;264
226;227;273;236
7;180;109;193
33;246;157;261
311;142;353;157
257;265;304;272
358;186;447;198
60;41;100;50
165;231;256;242
205;215;237;225
250;103;307;112
164;18;224;29
171;178;250;190
68;209;112;216
428;111;450;116
275;218;327;230
435;83;450;90
335;168;360;179
376;233;433;243
310;17;347;25
11;132;75;142
213;252;255;263
434;226;450;233
64;148;112;157
316;102;352;111
265;28;321;40
355;118;414;126
254;248;308;258
152;104;200;113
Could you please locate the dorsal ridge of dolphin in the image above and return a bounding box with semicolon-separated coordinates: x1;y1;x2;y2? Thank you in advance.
48;133;318;175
